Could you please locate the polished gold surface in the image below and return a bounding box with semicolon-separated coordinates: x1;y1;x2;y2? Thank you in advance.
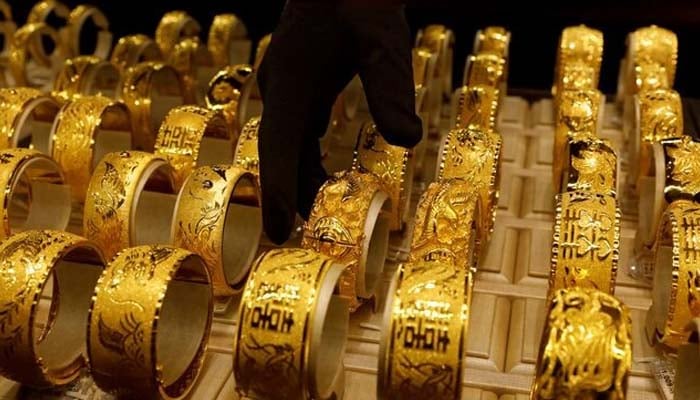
84;151;175;260
8;22;61;86
168;36;213;104
88;245;212;399
561;136;617;196
661;136;700;202
109;34;163;73
0;87;58;149
52;55;120;102
454;84;499;130
26;0;69;24
636;88;683;184
51;95;131;201
554;25;603;93
474;26;510;58
531;288;632;399
65;5;111;59
0;230;105;387
205;64;254;138
412;47;435;91
417;24;453;89
233;116;260;178
550;191;621;296
465;53;506;88
379;261;472;400
208;14;247;68
629;25;677;91
155;10;200;57
154;105;230;188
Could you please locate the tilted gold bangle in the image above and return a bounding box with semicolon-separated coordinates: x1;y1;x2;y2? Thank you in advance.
646;199;700;349
629;25;677;91
88;245;212;398
0;148;71;241
8;22;62;87
0;229;106;387
155;10;201;58
234;116;260;178
205;64;254;140
560;135;617;196
65;5;111;59
554;25;603;94
302;170;390;311
464;53;505;88
208;13;247;68
52;55;120;103
154;105;232;189
550;191;621;297
531;287;632;399
51;95;132;201
474;26;510;58
27;0;69;24
410;178;479;270
109;34;163;73
120;61;185;151
168;37;214;104
454;84;498;130
353;122;413;231
234;248;348;400
378;261;472;400
84;150;176;260
0;87;59;151
172;164;261;297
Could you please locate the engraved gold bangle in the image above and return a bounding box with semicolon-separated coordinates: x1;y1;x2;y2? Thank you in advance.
556;62;598;95
52;55;120;103
154;105;232;189
234;116;260;178
155;10;201;58
0;229;106;387
109;34;163;73
353;122;413;231
464;53;505;88
0;148;71;241
531;287;632;399
554;25;603;94
65;5;111;59
168;37;214;104
8;22;62;87
120;61;185;151
454;84;499;130
253;33;271;71
629;25;677;91
474;26;510;59
88;245;212;398
416;24;454;98
84;150;176;260
378;261;472;400
302;170;390;312
560;136;618;197
51;95;132;201
234;248;348;400
172;164;261;297
0;87;59;151
208;13;247;68
550;191;621;297
205;64;254;140
647;199;700;349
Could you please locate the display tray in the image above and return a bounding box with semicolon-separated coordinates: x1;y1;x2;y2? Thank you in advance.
0;95;662;400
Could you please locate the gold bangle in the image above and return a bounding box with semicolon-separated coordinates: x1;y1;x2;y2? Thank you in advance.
0;148;71;241
109;34;163;73
531;288;632;399
155;10;201;58
0;87;59;151
464;53;505;88
454;84;499;130
416;24;454;97
629;25;677;91
208;13;247;68
84;150;176;260
8;22;62;87
560;135;618;196
550;191;621;297
413;47;436;92
0;0;11;21
88;245;212;398
234;116;261;178
26;0;69;25
554;25;603;94
302;170;390;311
409;178;478;270
234;248;348;400
647;199;700;349
474;26;510;58
51;95;132;201
205;64;254;140
253;33;271;71
52;55;120;102
661;136;700;202
168;37;214;104
353;122;412;231
120;61;185;151
172;164;261;297
378;261;472;400
154;105;231;189
0;229;106;387
65;5;111;59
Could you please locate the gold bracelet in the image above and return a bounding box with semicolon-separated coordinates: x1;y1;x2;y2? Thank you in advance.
8;22;62;87
454;84;498;130
416;24;453;97
120;61;185;151
84;150;176;260
206;64;254;140
27;0;69;25
168;37;214;104
110;34;163;73
550;191;621;297
409;178;478;270
0;229;106;387
560;135;617;196
52;55;120;103
172;164;261;297
302;170;390;311
51;95;132;201
0;87;59;151
531;288;632;399
234;116;260;178
629;25;677;92
353;122;412;231
154;105;231;189
464;53;505;88
0;148;71;241
88;245;212;398
554;25;603;94
65;5;111;59
155;10;201;57
208;13;247;68
474;26;510;58
234;248;348;400
253;33;271;71
378;261;472;400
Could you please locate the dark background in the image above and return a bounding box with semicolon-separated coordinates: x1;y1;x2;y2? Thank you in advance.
9;0;700;97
